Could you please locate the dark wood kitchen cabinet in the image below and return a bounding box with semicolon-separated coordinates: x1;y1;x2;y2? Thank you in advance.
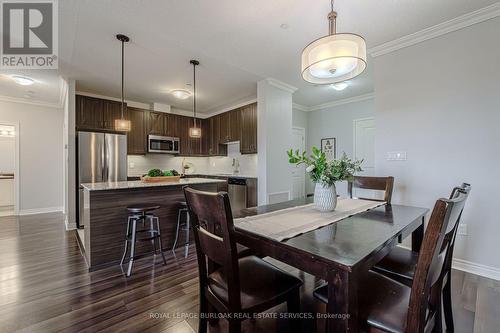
127;107;146;155
178;115;192;156
208;116;227;156
146;111;164;136
164;113;179;137
76;95;104;130
240;103;257;154
102;100;124;131
219;109;241;144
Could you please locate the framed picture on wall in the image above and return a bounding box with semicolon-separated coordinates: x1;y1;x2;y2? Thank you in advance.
321;138;336;160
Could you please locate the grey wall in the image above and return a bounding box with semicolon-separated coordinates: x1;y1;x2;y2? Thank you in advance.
305;99;375;195
374;17;500;271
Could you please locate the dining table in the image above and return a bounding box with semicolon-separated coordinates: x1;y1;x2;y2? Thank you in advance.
233;197;428;333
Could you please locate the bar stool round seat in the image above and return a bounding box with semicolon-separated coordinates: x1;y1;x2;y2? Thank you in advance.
126;204;161;213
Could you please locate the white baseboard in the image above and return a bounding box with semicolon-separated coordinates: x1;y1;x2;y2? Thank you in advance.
397;244;500;281
64;215;77;230
452;258;500;282
19;206;63;216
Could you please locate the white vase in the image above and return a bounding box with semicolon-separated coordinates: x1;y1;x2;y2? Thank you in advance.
314;183;338;212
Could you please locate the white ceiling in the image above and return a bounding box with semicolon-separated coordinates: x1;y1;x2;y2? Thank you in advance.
2;0;498;111
0;70;62;106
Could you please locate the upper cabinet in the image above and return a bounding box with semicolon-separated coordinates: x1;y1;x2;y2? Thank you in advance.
76;95;127;132
127;107;146;155
240;103;257;154
146;111;164;136
76;95;256;156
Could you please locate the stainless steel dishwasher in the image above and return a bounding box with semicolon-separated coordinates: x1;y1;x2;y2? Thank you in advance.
227;177;247;213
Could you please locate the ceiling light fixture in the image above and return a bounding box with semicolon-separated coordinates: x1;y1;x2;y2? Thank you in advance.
189;60;201;138
114;34;132;132
301;0;367;85
331;82;348;91
12;75;35;86
170;89;191;100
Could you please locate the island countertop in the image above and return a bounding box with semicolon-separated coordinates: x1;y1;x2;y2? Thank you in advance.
81;177;226;191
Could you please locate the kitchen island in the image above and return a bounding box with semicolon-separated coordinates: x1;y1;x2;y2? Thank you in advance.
79;177;226;271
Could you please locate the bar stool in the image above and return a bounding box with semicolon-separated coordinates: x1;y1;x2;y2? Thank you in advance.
120;204;167;277
172;201;190;258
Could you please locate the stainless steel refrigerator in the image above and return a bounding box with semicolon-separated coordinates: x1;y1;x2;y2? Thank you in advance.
77;132;127;228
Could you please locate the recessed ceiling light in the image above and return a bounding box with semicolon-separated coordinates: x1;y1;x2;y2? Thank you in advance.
331;82;348;91
11;75;35;86
280;23;289;29
170;89;191;100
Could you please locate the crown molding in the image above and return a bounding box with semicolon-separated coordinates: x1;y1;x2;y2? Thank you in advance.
264;78;298;94
370;3;500;57
294;93;374;112
292;103;309;112
204;96;257;117
0;95;63;109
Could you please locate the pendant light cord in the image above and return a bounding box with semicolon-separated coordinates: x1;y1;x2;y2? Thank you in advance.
121;38;125;119
328;0;337;35
192;62;197;128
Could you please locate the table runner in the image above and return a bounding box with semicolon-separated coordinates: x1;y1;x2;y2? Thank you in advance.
235;198;385;241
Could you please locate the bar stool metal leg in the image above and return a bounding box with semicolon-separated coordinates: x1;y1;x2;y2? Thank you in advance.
172;209;183;253
155;216;167;265
184;211;190;258
120;216;132;265
127;217;138;277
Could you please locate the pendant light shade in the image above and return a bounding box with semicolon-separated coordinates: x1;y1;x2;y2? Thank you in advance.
301;1;366;85
115;34;131;132
189;59;201;138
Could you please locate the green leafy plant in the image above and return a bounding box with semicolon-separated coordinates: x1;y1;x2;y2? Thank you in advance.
287;147;363;187
147;169;163;177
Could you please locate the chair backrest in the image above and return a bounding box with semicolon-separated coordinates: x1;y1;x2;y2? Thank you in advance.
347;176;394;204
183;186;242;310
406;189;469;332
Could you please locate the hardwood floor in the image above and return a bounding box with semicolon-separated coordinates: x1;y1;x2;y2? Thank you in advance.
0;212;498;332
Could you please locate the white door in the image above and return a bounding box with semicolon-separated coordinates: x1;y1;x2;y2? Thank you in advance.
353;118;376;198
291;127;306;199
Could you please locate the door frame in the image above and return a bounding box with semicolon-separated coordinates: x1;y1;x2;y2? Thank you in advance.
353;117;375;161
0;121;20;215
291;126;306;198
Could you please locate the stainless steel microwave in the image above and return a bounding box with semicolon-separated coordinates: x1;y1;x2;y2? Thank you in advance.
148;135;180;154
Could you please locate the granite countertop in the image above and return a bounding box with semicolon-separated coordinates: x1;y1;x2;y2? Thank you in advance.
191;173;257;179
81;177;226;191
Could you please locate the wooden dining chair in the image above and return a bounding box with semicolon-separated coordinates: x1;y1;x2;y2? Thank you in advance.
313;189;469;332
372;183;470;332
348;176;395;204
183;187;303;333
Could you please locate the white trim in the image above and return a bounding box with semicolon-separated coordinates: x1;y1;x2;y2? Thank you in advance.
65;215;77;230
19;206;64;216
267;191;291;204
265;78;298;94
0;121;20;215
296;93;375;112
0;95;63;109
452;258;500;282
370;3;500;57
397;244;500;281
205;97;257;117
292;103;309;112
75;91;151;110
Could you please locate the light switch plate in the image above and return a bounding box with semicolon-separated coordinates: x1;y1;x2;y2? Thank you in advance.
129;162;135;169
387;151;407;161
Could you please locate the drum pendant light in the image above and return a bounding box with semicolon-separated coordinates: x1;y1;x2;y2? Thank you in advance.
189;60;201;138
301;0;367;85
114;34;131;132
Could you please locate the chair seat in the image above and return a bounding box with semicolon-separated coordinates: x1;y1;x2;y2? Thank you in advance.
372;246;418;287
314;271;411;333
127;204;161;213
208;255;302;312
236;244;253;257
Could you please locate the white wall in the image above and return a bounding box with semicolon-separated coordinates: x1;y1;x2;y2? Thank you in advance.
0;100;64;213
305;99;375;195
257;79;295;205
63;80;76;228
374;17;500;272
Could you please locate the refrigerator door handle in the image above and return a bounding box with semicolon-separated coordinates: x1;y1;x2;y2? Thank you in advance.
102;137;107;182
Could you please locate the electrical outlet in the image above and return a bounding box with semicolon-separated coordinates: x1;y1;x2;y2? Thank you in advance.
458;223;468;236
387;151;407;161
129;162;135;169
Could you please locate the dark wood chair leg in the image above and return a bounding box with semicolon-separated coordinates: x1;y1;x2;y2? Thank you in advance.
228;319;241;333
199;293;208;333
443;273;454;332
287;289;302;333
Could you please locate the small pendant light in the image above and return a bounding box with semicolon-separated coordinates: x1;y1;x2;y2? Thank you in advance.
189;59;201;138
114;34;132;132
